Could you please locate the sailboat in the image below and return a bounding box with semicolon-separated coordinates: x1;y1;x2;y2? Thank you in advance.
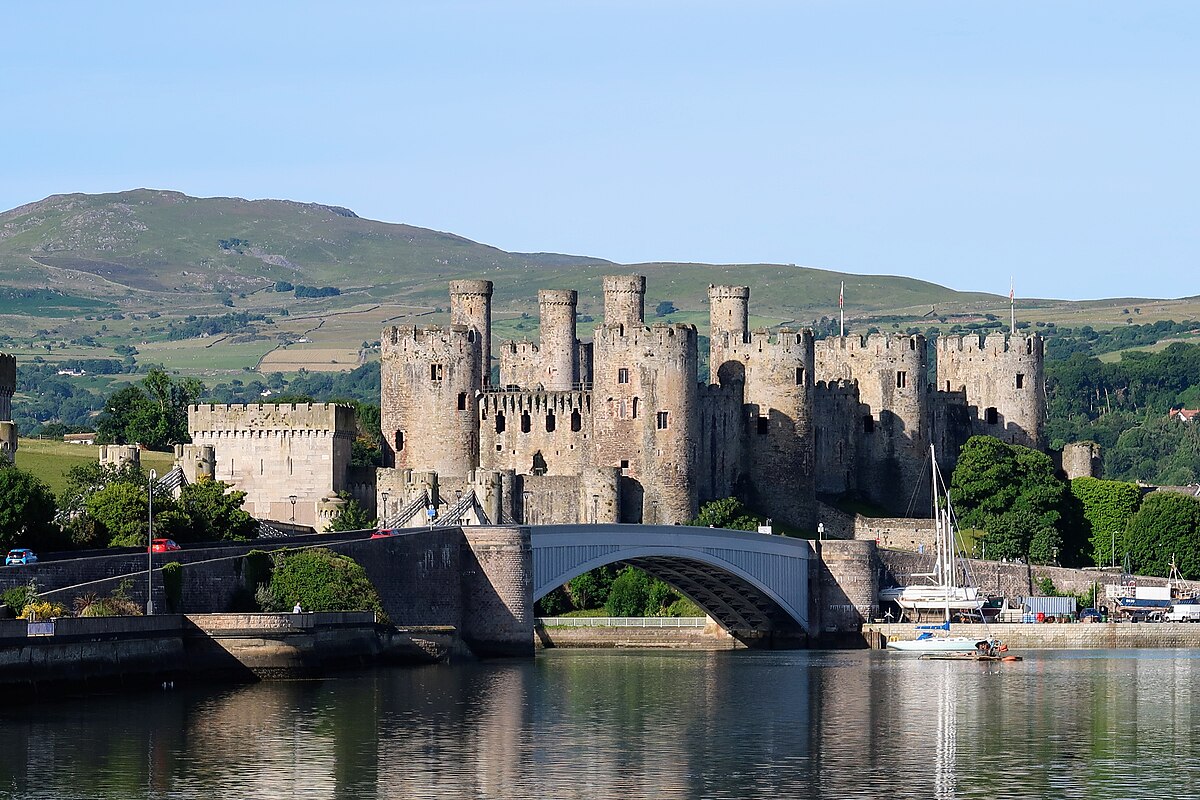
882;445;998;654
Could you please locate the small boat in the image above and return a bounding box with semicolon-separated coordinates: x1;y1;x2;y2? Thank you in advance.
884;445;1006;656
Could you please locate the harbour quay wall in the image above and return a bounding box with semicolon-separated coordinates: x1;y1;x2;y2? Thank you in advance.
0;613;453;690
0;527;533;658
866;621;1200;649
534;619;742;650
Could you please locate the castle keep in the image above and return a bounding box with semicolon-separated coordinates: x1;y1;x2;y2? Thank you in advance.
378;277;1046;530
0;353;16;464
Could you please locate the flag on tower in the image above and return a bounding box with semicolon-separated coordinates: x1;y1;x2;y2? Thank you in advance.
839;281;844;308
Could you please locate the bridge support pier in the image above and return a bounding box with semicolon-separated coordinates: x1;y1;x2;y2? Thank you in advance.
462;526;534;657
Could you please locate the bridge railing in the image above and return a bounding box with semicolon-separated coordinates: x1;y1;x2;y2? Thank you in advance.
535;617;708;628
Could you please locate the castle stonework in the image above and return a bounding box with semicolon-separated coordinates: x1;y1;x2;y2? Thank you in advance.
187;403;356;530
379;277;1048;528
0;353;16;464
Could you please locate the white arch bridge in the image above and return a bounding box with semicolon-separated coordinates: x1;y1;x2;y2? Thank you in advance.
530;525;816;638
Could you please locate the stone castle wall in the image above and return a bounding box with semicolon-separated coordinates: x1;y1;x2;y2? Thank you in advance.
936;332;1046;448
188;403;355;527
478;390;592;476
1060;441;1103;480
0;353;14;422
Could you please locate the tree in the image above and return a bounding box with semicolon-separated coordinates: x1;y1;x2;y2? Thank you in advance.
654;301;677;317
605;567;650;616
1070;477;1144;567
949;436;1080;564
1123;492;1200;579
174;477;257;542
95;369;202;449
565;565;617;609
86;482;157;547
327;492;376;531
0;463;61;552
690;497;762;531
267;548;386;618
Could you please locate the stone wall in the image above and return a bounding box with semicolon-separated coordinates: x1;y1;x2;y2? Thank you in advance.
0;352;15;464
478;390;592;476
1060;441;1103;479
868;621;1200;649
188;403;356;529
460;526;533;657
936;332;1046;448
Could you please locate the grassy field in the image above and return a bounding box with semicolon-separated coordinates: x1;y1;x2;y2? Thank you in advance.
16;438;176;498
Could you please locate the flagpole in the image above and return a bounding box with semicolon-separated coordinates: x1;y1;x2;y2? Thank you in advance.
839;280;844;337
1010;277;1015;334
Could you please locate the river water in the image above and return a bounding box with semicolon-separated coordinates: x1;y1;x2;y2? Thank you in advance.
3;648;1199;799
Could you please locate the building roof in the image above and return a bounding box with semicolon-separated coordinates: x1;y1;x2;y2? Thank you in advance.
1169;408;1200;422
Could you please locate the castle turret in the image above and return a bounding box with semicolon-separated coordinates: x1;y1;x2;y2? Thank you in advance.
708;285;750;384
538;289;578;391
0;353;14;424
602;275;646;329
936;332;1045;449
449;280;493;387
592;321;698;524
381;325;482;476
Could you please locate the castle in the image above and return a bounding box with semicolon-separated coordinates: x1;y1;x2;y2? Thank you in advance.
375;276;1046;530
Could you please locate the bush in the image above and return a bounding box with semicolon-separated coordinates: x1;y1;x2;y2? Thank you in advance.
268;548;386;621
2;583;38;614
162;562;183;612
605;567;650;616
665;598;705;617
21;600;67;620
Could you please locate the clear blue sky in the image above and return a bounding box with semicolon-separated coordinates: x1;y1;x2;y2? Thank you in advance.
3;1;1197;300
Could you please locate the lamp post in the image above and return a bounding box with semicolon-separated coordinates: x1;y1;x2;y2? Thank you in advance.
817;522;825;542
289;495;297;523
380;491;389;527
146;469;156;615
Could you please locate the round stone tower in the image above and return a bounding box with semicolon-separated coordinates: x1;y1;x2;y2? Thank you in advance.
449;280;493;387
538;289;578;391
936;332;1046;449
0;353;15;423
381;324;482;476
602;275;646;328
708;284;750;384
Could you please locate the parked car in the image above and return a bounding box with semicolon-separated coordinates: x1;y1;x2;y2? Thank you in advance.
1078;607;1102;623
5;548;37;566
370;529;400;539
150;538;182;553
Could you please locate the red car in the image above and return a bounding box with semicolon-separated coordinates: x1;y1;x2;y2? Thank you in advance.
150;538;181;553
370;529;399;539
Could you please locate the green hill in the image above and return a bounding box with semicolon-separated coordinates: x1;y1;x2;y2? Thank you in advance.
1;188;1196;380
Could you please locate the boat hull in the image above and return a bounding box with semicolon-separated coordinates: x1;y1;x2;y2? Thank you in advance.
886;637;987;653
880;585;985;612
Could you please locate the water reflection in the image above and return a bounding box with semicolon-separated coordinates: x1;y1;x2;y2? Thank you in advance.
4;650;1200;798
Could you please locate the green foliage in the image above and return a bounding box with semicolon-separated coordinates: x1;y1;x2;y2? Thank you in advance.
654;301;677;317
86;482;155;547
1070;477;1144;567
243;549;272;593
535;587;571;617
161;562;183;612
74;580;144;617
1123;492;1200;579
605;567;650;617
95;369;201;449
0;462;62;552
173;477;256;542
690;497;762;531
326;493;376;531
2;583;39;615
949;436;1081;564
665;597;705;617
267;548;386;620
565;566;617;609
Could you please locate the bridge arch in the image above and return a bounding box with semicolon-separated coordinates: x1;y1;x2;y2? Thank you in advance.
530;524;815;636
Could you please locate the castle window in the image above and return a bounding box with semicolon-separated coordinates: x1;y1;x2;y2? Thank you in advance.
910;338;917;350
430;363;443;382
495;413;506;434
656;411;669;430
1027;339;1034;355
1016;373;1025;389
985;407;998;425
863;415;875;433
618;400;627;419
618;367;630;384
546;412;556;432
571;409;582;432
757;415;769;435
896;371;907;389
632;398;639;419
521;412;531;433
457;392;467;411
620;459;630;472
795;366;806;385
395;431;404;451
946;380;951;392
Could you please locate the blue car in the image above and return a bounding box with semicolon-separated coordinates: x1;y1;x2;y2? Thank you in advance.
5;548;37;566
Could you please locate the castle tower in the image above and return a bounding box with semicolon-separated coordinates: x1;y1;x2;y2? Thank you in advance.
538;289;578;391
814;334;930;514
708;285;750;384
381;325;482;476
0;353;14;424
727;328;817;530
592;322;698;524
936;332;1046;449
602;275;646;328
449;280;493;387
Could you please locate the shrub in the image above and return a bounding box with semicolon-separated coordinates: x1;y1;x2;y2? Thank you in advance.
162;562;183;612
2;583;38;614
605;567;650;617
665;598;705;617
268;548;386;621
20;600;67;620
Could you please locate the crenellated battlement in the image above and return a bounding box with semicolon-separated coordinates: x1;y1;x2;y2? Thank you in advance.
189;402;357;436
814;378;860;397
817;332;925;354
384;324;477;351
594;321;698;351
709;285;750;300
480;389;592;416
448;279;494;297
538;289;577;306
936;331;1044;356
747;327;814;352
